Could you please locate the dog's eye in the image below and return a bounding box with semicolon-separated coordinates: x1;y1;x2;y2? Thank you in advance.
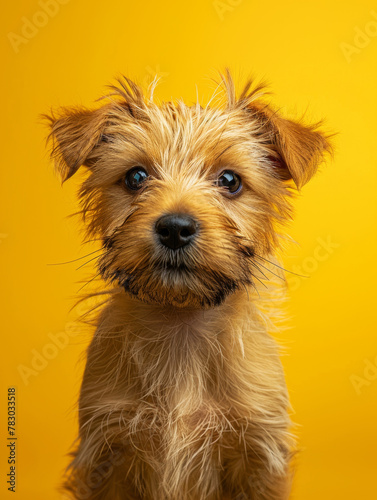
216;170;242;194
124;166;149;191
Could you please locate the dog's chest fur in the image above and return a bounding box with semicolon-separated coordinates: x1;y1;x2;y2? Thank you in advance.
77;291;289;498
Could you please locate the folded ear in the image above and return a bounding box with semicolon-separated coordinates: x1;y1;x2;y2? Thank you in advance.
44;106;109;182
248;102;332;189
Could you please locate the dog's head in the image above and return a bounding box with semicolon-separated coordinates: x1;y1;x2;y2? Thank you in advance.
46;72;331;308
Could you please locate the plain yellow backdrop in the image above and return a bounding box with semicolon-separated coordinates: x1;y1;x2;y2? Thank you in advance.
1;0;377;498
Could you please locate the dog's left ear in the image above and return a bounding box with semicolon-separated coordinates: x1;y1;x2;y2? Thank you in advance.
45;106;109;183
246;102;332;189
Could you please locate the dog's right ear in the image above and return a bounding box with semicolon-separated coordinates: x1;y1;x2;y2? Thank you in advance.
44;106;109;183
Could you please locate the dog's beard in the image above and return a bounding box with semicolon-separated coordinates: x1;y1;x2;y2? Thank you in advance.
99;251;254;309
121;269;242;308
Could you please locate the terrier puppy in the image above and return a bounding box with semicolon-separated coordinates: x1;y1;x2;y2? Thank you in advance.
46;71;331;500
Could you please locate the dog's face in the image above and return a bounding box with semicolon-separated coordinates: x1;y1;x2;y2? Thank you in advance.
47;73;330;308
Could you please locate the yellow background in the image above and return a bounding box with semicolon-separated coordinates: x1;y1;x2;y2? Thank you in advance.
1;0;377;498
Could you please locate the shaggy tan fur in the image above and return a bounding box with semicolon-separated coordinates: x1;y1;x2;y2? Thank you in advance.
46;71;331;499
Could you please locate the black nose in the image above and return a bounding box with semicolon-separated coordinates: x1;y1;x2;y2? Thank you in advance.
155;214;198;250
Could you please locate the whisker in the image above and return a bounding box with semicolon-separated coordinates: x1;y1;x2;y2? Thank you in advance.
254;254;308;278
68;208;96;219
76;298;110;321
84;238;104;244
251;260;285;282
47;248;103;266
248;261;270;281
70;289;119;314
77;273;102;292
249;272;267;289
245;280;260;298
76;253;105;271
233;235;308;278
241;282;251;301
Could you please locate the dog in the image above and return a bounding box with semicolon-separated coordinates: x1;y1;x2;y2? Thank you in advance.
46;71;331;500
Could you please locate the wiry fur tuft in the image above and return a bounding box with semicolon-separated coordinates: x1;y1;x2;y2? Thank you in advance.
45;71;331;499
